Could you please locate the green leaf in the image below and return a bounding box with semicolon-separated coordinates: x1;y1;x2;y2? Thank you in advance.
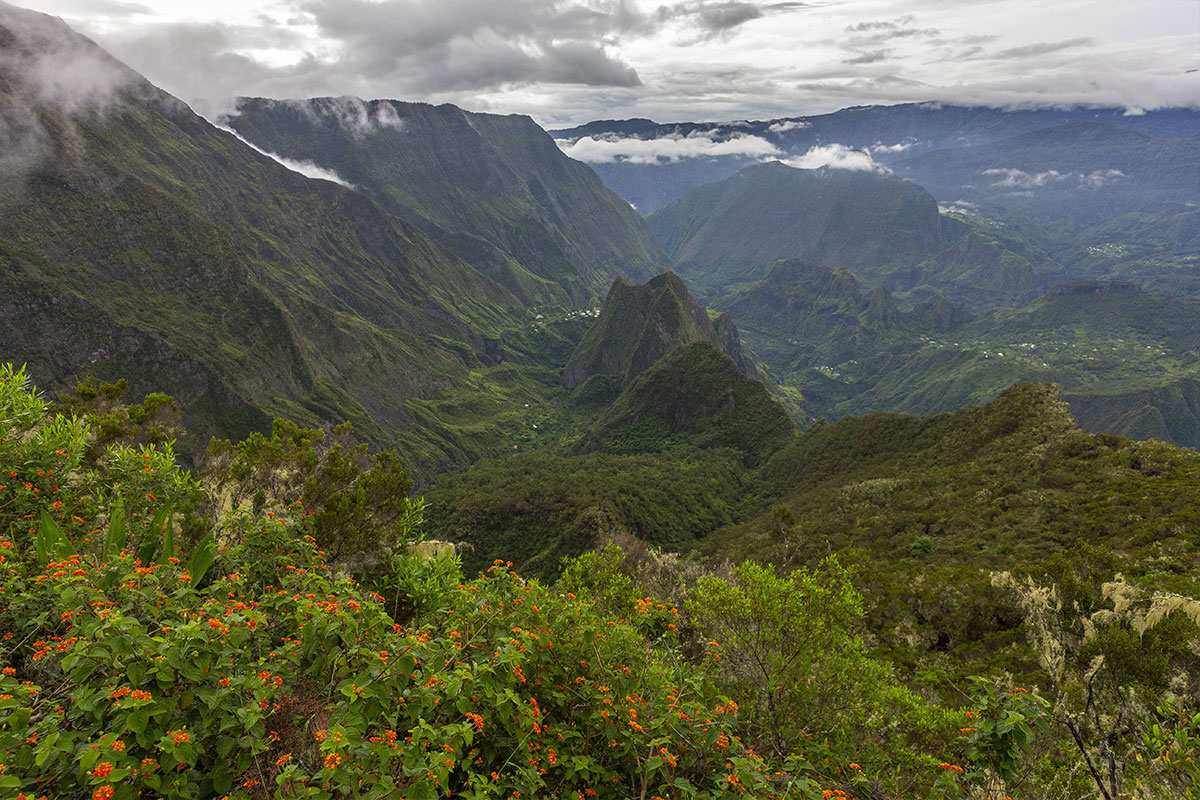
38;509;75;561
407;779;437;800
187;534;216;585
137;502;172;564
212;768;232;795
159;513;176;566
106;498;127;558
128;708;149;734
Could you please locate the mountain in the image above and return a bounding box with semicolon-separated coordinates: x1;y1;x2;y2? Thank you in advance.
647;161;1057;305
226;97;664;305
723;260;908;367
0;5;530;461
721;258;1200;448
551;103;1200;214
578;341;795;465
562;272;755;406
894;121;1200;224
1034;207;1200;300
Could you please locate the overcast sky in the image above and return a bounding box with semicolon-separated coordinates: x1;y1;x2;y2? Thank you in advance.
10;0;1200;126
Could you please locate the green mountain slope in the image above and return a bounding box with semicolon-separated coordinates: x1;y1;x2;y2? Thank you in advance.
578;341;796;465
0;6;535;462
722;257;1200;448
227;97;664;305
562;272;755;405
695;383;1200;691
895;121;1200;224
646;161;1058;305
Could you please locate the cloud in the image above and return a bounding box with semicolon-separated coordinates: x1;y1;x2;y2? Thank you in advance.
842;49;890;65
938;200;978;215
86;0;644;110
682;1;763;34
1080;168;1125;188
767;119;809;133
783;143;888;172
982;167;1126;190
983;168;1067;187
0;3;144;189
843;15;939;42
871;140;915;153
556;129;781;164
214;122;355;187
1;4;137;114
298;0;643;89
986;38;1095;61
14;0;1200;128
242;96;406;138
655;1;813;41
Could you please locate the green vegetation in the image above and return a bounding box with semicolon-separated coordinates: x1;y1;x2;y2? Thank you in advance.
0;10;667;474
646;161;1055;306
4;13;1199;797
423;448;752;580
424;378;1200;798
2;365;999;800
563;272;755;395
723;259;1200;449
579;342;795;465
228;97;664;305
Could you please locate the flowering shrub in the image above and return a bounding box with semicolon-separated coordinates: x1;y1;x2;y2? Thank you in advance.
1;366;827;799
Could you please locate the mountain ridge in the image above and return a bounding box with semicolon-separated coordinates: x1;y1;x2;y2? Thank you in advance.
227;96;665;305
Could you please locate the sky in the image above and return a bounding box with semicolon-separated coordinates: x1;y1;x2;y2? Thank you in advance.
9;0;1200;127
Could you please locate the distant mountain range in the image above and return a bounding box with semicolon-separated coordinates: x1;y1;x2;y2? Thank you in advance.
551;103;1200;215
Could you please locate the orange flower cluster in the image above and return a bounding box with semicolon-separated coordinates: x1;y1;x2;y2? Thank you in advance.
938;762;964;773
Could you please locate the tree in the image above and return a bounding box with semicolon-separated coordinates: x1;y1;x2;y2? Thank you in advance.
202;418;422;562
687;557;951;783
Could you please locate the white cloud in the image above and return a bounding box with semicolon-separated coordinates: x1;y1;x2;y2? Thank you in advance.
277;96;405;138
983;167;1067;188
556;129;780;164
938;200;978;215
1080;168;1125;188
783;143;888;172
982;167;1128;190
766;119;809;133
0;4;143;189
871;140;915;153
214;123;355;187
